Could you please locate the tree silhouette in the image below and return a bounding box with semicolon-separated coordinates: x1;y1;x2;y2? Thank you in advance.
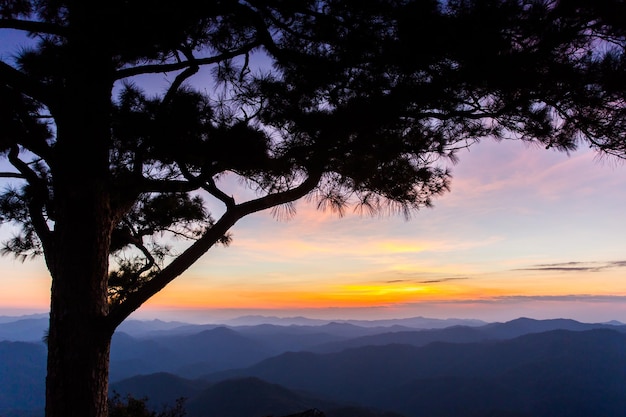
108;392;186;417
0;1;624;417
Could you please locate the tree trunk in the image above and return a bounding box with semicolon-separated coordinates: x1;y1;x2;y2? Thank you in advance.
43;5;117;416
44;178;115;417
45;310;112;417
44;126;114;417
44;63;115;417
44;171;115;417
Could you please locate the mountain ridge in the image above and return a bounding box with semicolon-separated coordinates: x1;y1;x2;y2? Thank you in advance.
2;317;626;417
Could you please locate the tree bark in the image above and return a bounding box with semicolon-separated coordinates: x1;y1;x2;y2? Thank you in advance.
44;140;115;417
44;159;115;417
45;309;113;417
44;8;116;413
44;139;114;417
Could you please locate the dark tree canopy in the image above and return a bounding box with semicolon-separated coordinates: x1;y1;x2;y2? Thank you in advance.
0;1;624;417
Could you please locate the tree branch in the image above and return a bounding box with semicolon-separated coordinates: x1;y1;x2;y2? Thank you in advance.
0;172;25;179
8;145;52;245
177;164;236;209
0;18;67;36
114;42;262;80
136;178;200;194
162;47;199;105
204;177;236;209
0;61;54;106
106;170;322;328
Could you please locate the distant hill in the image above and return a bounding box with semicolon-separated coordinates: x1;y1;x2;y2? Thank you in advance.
0;318;49;342
3;317;626;417
116;319;193;336
0;314;48;324
152;327;276;377
222;315;487;328
0;341;46;414
113;374;404;417
185;377;333;417
110;372;210;409
206;329;626;417
379;330;626;417
110;327;276;380
310;316;626;352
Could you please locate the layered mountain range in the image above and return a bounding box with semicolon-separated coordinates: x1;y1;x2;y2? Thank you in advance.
1;316;625;417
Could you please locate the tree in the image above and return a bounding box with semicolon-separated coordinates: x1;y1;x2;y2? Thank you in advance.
108;393;186;417
0;1;624;417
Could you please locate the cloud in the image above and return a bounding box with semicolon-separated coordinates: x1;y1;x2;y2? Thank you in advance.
491;294;626;303
393;294;626;306
383;276;470;285
417;277;470;284
513;260;626;273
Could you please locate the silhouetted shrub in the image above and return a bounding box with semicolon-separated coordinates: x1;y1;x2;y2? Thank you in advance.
108;392;186;417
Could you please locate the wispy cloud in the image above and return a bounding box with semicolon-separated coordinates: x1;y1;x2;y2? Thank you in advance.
392;294;626;305
491;294;626;303
417;277;470;284
513;260;626;273
384;277;469;284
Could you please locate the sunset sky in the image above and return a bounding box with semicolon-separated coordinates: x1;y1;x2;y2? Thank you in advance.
2;27;626;325
1;138;625;324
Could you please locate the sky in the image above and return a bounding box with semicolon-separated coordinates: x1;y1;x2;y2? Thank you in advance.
1;27;626;325
1;138;625;324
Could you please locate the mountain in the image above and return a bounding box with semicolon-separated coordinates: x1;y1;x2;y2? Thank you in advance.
4;316;626;417
0;314;48;324
310;316;626;352
109;327;276;380
478;316;626;338
184;377;334;417
112;374;404;417
232;322;416;352
0;318;48;342
116;319;193;337
379;330;626;417
205;329;626;417
0;341;46;414
0;316;203;341
110;372;210;409
153;327;275;377
223;315;486;328
223;315;332;326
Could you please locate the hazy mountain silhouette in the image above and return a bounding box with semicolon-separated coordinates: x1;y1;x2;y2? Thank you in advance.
222;315;487;328
116;319;194;337
0;316;201;341
0;314;48;324
230;322;413;352
0;318;49;342
0;341;46;413
479;317;626;338
155;327;276;377
112;374;405;417
109;332;180;381
379;331;626;417
110;327;276;380
310;317;626;352
3;316;626;417
184;377;335;417
205;329;626;417
111;322;436;380
110;372;210;409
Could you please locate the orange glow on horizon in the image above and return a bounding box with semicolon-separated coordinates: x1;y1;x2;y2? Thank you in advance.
143;276;569;311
